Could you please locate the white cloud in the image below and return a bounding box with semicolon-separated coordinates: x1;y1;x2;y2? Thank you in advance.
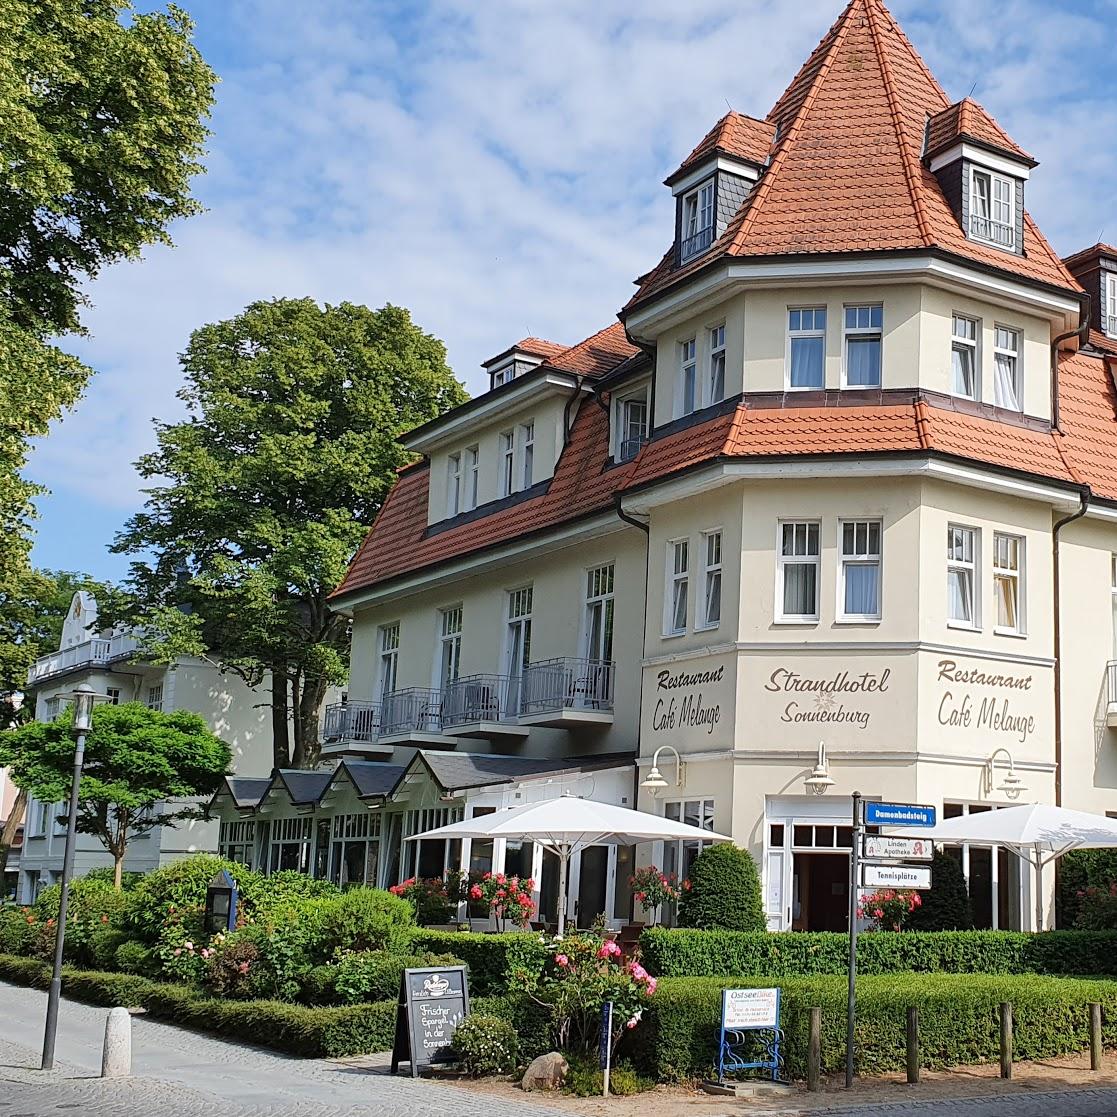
26;0;1117;566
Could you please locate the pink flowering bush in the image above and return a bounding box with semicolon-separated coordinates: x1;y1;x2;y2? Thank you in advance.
517;930;656;1054
388;877;454;925
857;888;922;932
629;866;681;918
467;872;536;930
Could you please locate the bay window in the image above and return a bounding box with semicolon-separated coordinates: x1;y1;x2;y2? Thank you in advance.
708;325;726;403
948;524;979;628
680;180;715;261
665;539;689;635
840;519;882;620
993;533;1024;634
778;521;820;621
447;452;462;517
499;431;514;497
788;308;826;389
680;338;697;416
843;305;883;387
952;315;979;399
993;326;1022;411
970;168;1016;249
699;530;722;629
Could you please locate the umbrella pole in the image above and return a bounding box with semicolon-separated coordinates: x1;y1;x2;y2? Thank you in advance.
1034;854;1044;932
557;844;569;935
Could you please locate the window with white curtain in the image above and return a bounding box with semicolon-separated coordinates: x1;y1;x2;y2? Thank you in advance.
778;521;820;621
947;524;979;628
952;315;978;399
680;339;697;415
970;168;1016;249
843;305;883;387
464;445;479;510
378;623;400;698
447;453;462;517
499;431;514;497
708;325;726;403
585;563;615;663
680;181;715;260
520;423;534;489
993;533;1024;634
438;606;463;688
614;390;648;462
993;327;1022;411
840;520;882;620
788;308;826;389
1107;274;1117;337
699;530;722;629
665;539;689;635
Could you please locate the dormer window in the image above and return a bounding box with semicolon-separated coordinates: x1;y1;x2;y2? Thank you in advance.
680;180;715;262
613;387;649;462
1108;274;1117;337
970;168;1016;250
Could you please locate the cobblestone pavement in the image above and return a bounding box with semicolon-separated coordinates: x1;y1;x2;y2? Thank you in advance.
0;981;568;1117
791;1090;1117;1116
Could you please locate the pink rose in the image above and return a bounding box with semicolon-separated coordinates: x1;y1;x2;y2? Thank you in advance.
555;954;569;967
173;948;181;957
646;977;657;995
627;1019;638;1030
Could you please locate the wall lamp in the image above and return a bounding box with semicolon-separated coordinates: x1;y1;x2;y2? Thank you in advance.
804;741;835;796
641;745;685;794
984;747;1025;799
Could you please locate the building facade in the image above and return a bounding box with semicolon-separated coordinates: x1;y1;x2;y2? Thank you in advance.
15;591;276;902
216;0;1117;932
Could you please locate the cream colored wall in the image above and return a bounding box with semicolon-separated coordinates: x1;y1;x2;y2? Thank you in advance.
426;394;569;524
650;281;1051;425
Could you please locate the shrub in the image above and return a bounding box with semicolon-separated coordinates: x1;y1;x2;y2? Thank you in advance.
1075;883;1117;931
451;1013;520;1076
320;888;415;955
905;851;973;930
253;871;339;913
0;906;33;954
332;950;463;1005
114;940;157;976
677;844;763;932
89;928;130;970
203;933;262;999
388;878;455;926
299;964;339;1006
857;889;922;932
1059;849;1117;928
411;930;547;996
640;928;1117;979
565;1054;653;1096
467;873;536;930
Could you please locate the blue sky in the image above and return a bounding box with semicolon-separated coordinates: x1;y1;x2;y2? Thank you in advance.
27;0;1117;582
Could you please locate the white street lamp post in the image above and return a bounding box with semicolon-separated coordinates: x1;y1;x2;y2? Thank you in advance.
640;744;685;794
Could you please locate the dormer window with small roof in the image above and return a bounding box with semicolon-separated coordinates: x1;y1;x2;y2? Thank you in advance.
680;180;715;262
969;168;1015;250
1108;273;1117;338
1062;243;1117;340
482;337;566;391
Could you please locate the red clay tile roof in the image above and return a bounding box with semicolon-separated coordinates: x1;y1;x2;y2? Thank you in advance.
925;98;1034;164
1055;348;1117;500
546;323;639;377
1088;330;1117;357
666;111;776;184
515;337;569;361
1063;243;1117;271
626;0;1078;314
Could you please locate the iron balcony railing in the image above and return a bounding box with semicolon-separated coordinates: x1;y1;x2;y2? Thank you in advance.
441;673;522;728
679;224;715;262
27;632;142;686
969;214;1015;249
323;700;381;743
380;687;443;736
617;437;645;463
1108;662;1117;708
1108;315;1117;338
520;657;615;715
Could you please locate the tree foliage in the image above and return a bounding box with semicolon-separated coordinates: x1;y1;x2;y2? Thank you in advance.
110;298;466;768
904;850;973;931
0;0;215;661
0;701;231;887
676;844;765;932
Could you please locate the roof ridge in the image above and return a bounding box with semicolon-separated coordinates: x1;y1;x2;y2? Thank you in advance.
874;0;950;106
913;398;933;449
865;0;934;246
729;0;858;252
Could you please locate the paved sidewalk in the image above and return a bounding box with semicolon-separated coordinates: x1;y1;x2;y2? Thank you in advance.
0;981;567;1117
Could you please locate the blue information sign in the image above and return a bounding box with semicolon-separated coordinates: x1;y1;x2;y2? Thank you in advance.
599;1001;612;1070
864;801;937;828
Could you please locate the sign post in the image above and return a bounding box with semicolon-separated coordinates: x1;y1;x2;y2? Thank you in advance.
846;791;861;1089
599;1000;613;1096
391;966;470;1077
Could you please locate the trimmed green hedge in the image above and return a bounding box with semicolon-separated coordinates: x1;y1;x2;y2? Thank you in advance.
0;954;547;1059
410;930;546;995
634;973;1117;1081
640;929;1117;979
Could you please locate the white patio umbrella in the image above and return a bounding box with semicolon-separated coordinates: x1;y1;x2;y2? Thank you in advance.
892;804;1117;931
406;794;731;933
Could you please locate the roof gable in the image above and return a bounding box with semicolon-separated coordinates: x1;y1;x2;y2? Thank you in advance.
666;111;775;185
925;98;1034;165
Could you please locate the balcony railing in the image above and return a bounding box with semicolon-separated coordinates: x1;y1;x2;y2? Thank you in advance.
27;632;142;686
1108;662;1117;708
323;700;381;743
1107;315;1117;338
442;674;520;728
679;224;715;262
521;657;614;715
381;688;443;736
617;437;645;463
969;214;1015;249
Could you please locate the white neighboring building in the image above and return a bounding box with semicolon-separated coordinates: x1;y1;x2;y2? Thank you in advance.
15;592;276;901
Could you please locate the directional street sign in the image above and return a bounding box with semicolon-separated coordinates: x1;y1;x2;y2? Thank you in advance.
863;835;933;861
863;801;937;828
863;863;932;890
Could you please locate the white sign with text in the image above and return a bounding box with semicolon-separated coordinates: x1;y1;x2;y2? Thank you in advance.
722;987;780;1030
863;836;933;861
863;864;932;890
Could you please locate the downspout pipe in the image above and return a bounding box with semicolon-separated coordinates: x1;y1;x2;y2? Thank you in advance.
562;373;587;449
1051;294;1091;433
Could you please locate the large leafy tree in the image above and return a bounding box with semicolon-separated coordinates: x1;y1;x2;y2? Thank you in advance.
0;702;231;888
0;0;216;664
111;298;467;769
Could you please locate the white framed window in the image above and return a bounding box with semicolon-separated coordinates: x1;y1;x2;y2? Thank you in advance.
663;799;716;895
679;338;697;416
438;606;463;689
843;305;883;387
993;533;1025;635
839;519;882;620
993;326;1022;411
105;687;121;705
269;816;312;874
699;530;722;629
44;696;62;721
788;308;826;390
680;180;715;261
378;623;400;699
708;325;726;403
219;819;256;870
1107;273;1117;338
146;684;163;711
614;390;648;462
505;585;533;677
464;445;479;511
665;539;689;636
777;521;821;621
447;452;462;517
520;422;534;489
499;430;514;497
970;167;1016;250
492;364;513;389
585;563;615;663
952;315;979;399
947;524;979;628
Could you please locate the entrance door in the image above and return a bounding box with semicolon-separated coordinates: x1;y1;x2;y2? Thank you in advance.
576;846;608;928
792;852;849;931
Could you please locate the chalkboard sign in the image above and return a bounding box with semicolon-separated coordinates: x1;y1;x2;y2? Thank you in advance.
390;966;470;1077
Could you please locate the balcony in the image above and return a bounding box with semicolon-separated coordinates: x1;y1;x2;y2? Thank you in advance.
441;674;529;738
519;657;615;727
27;633;142;686
1107;663;1117;728
969;214;1015;250
679;224;715;262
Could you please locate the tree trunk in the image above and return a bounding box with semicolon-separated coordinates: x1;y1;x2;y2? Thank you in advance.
271;666;291;769
0;787;27;875
296;672;329;770
112;816;128;891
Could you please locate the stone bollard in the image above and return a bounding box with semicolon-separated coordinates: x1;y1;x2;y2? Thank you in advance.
101;1007;132;1078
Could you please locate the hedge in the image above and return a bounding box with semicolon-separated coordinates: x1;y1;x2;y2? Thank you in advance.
410;930;546;995
0;954;547;1059
633;973;1117;1081
640;929;1117;979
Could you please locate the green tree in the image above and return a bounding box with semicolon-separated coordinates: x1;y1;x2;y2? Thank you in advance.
0;702;231;888
904;850;973;931
0;0;215;661
677;843;765;932
111;298;466;768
